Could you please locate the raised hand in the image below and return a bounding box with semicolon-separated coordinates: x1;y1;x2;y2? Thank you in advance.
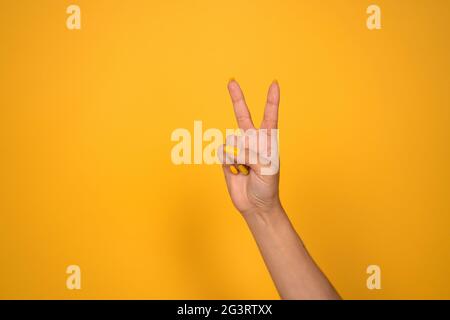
220;79;340;300
222;79;282;218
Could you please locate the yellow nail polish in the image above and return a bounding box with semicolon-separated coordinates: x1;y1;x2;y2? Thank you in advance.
237;164;249;175
224;145;239;157
229;165;239;175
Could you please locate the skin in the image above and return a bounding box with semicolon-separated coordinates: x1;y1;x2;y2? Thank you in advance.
222;79;340;300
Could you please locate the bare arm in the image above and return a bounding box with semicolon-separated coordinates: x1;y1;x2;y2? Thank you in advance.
221;79;340;300
244;206;339;299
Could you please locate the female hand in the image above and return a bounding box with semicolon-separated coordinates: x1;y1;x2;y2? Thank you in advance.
220;79;339;299
222;79;282;219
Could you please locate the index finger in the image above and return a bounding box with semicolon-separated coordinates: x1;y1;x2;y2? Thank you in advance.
227;79;255;130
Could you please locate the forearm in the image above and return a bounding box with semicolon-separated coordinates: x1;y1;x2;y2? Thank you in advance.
243;206;340;300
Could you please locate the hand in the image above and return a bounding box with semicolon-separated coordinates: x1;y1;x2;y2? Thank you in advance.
221;80;340;299
222;79;282;218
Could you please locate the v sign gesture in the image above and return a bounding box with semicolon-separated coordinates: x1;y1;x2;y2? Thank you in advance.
222;79;281;218
221;79;340;300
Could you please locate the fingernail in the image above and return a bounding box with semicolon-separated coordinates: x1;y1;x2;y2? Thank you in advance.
224;145;239;157
229;165;239;175
229;77;235;83
237;164;249;175
273;79;278;84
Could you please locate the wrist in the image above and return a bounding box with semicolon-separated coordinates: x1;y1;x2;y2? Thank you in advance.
242;202;286;227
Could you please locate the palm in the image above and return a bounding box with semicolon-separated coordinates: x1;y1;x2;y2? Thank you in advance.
223;80;281;215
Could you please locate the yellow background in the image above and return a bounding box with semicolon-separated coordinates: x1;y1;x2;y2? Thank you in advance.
1;0;449;299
